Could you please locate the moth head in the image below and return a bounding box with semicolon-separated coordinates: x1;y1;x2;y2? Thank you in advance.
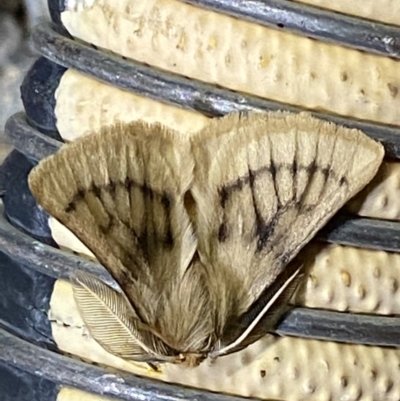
176;352;207;367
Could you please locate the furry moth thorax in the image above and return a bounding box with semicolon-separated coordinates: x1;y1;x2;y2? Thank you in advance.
28;112;384;365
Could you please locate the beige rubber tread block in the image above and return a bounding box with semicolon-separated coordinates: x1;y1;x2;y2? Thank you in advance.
58;387;115;401
49;216;400;315
55;69;209;141
51;279;400;401
294;242;400;314
293;0;400;26
346;162;400;221
61;0;400;126
49;217;96;258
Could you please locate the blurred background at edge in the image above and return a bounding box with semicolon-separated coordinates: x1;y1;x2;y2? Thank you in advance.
0;0;49;161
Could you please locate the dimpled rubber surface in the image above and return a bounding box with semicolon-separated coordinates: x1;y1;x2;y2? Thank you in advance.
50;279;400;401
294;242;400;314
54;69;209;141
61;0;400;126
293;0;400;26
347;162;400;221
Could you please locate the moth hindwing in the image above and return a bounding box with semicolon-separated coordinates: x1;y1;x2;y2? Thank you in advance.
28;112;384;364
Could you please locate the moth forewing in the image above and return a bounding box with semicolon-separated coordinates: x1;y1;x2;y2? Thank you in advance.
28;121;211;363
191;111;384;356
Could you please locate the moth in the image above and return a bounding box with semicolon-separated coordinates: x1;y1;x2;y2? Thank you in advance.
28;111;384;366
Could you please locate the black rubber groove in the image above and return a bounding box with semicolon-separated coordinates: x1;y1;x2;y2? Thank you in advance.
319;214;400;252
5;113;62;162
0;204;116;288
0;328;251;401
183;0;400;58
31;22;400;160
278;307;400;347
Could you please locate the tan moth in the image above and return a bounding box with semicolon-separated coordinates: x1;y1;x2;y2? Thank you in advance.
28;111;384;366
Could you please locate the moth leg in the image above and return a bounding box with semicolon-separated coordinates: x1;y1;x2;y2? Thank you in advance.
241;258;305;332
212;258;304;357
147;362;161;372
